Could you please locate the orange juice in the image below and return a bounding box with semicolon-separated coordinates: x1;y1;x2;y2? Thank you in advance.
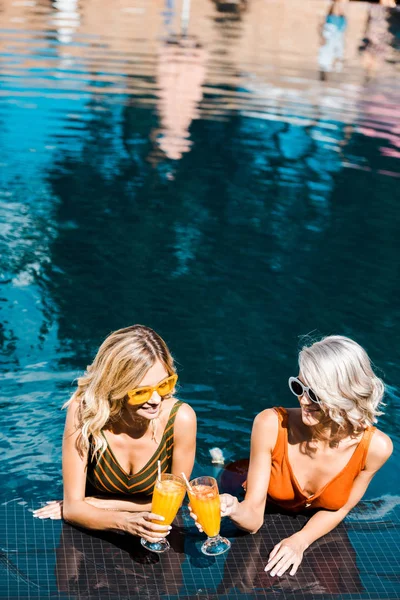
151;478;186;525
189;484;221;538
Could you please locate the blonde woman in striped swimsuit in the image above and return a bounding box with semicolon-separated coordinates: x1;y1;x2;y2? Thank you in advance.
34;325;197;544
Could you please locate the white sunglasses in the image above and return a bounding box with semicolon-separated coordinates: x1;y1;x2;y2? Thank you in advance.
288;377;321;404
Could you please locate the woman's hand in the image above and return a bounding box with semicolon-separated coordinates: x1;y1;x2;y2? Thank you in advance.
264;533;309;577
220;493;239;518
33;501;63;519
189;493;239;532
188;503;203;532
121;512;171;542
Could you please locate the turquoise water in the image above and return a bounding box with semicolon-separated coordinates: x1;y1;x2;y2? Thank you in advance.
0;0;399;515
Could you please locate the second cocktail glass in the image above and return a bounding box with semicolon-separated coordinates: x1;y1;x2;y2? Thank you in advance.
188;476;231;556
141;473;186;553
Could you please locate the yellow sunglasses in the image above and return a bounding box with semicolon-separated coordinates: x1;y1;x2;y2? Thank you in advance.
126;374;178;406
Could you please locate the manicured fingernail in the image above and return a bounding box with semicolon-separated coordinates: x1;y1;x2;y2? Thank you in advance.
168;526;172;530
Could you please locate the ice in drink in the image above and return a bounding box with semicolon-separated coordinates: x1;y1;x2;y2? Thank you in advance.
151;478;186;525
188;484;221;538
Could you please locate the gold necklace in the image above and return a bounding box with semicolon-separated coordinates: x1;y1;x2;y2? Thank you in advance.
151;418;160;444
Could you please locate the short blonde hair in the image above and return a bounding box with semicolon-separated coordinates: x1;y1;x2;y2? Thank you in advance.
299;335;384;431
65;325;176;459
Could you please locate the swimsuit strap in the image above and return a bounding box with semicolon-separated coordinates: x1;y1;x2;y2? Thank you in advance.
271;407;288;456
165;400;183;455
359;426;376;470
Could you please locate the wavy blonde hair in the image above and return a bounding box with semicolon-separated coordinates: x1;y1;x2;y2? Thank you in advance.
65;325;176;460
299;335;384;433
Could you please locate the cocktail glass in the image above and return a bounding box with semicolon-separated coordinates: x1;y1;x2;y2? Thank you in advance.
141;473;186;553
188;475;231;556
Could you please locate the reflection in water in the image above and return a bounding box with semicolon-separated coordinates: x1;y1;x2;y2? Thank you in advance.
218;515;363;597
212;0;248;21
359;0;396;80
2;502;398;600
56;519;186;599
150;0;206;161
55;512;363;598
318;0;348;81
52;0;80;45
154;36;207;161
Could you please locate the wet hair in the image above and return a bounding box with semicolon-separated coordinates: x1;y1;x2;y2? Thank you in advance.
65;325;176;459
299;335;384;432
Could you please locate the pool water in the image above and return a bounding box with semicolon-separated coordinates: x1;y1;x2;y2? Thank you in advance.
0;0;399;598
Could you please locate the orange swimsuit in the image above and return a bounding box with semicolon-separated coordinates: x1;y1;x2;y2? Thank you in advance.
268;407;376;511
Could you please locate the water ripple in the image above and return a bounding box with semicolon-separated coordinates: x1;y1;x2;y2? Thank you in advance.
0;0;399;503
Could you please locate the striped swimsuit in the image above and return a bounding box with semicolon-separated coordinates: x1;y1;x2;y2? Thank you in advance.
86;401;183;496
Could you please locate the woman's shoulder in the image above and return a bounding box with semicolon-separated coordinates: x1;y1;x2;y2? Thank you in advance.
254;406;299;425
365;427;393;471
64;394;82;429
250;408;283;452
252;407;283;433
164;398;196;426
169;400;196;442
173;400;196;422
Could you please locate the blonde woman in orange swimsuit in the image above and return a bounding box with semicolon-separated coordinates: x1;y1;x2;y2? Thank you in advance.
193;335;393;577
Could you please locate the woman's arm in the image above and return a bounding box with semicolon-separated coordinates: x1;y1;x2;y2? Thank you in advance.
265;430;393;577
171;402;197;480
224;409;278;533
62;399;141;530
86;496;152;511
34;495;152;519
